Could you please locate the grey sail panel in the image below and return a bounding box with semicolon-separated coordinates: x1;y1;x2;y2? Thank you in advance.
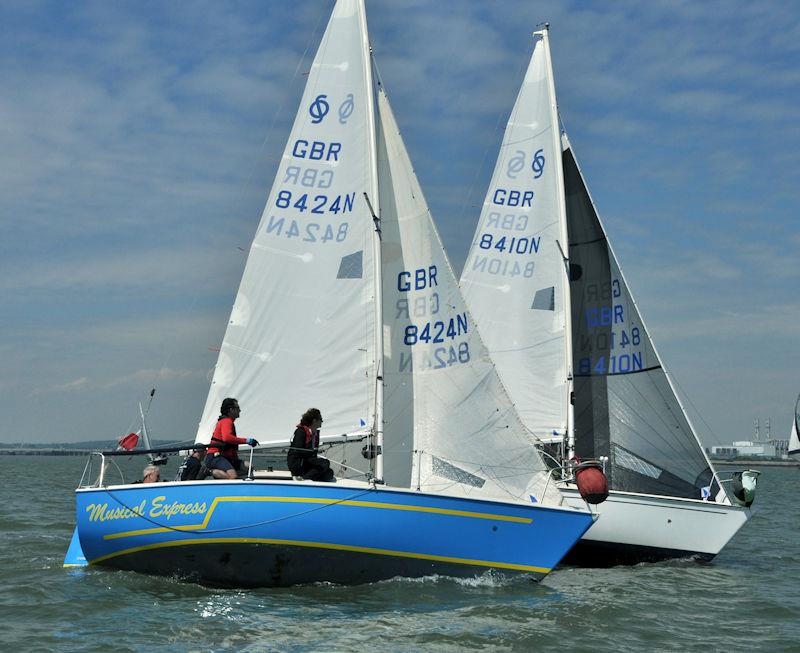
563;143;713;499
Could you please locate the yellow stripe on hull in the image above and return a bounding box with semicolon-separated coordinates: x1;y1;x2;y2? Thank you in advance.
89;536;551;574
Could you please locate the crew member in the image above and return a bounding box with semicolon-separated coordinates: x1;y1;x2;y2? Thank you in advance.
287;408;334;482
205;398;258;479
140;464;161;484
176;444;208;481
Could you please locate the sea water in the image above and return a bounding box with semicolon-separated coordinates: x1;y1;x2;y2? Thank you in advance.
1;456;798;652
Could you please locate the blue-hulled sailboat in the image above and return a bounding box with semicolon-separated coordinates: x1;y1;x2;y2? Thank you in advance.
65;0;595;587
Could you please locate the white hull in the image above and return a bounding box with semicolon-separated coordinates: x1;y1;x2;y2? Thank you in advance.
559;486;751;564
789;411;800;456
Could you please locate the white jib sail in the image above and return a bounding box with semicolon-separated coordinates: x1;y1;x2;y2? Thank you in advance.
459;31;569;441
377;89;555;504
196;0;378;443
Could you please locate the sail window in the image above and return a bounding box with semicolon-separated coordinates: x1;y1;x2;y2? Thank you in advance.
613;445;661;480
531;287;555;311
431;456;486;488
337;251;363;279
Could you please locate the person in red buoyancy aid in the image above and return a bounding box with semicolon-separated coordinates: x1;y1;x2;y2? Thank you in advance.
287;408;334;482
205;398;258;479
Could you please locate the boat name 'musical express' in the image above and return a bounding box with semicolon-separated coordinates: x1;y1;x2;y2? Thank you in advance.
85;497;208;522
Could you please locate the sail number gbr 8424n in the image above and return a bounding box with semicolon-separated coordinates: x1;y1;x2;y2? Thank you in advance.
395;265;471;373
264;138;354;244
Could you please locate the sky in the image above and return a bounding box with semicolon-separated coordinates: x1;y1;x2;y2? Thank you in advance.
1;0;797;445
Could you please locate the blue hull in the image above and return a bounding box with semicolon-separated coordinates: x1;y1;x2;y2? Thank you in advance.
72;480;593;587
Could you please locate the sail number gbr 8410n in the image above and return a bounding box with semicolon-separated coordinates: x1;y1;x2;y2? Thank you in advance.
577;279;646;376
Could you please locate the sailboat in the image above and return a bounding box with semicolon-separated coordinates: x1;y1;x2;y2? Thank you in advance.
64;1;594;587
459;25;752;564
789;394;800;457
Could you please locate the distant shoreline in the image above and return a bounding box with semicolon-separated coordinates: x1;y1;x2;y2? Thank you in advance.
0;440;175;456
0;448;176;456
712;459;799;467
0;449;97;456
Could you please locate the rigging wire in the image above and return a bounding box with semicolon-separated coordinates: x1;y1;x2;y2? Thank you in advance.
667;369;725;445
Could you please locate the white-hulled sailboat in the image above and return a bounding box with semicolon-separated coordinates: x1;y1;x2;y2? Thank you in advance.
789;394;800;457
64;2;594;586
459;25;753;564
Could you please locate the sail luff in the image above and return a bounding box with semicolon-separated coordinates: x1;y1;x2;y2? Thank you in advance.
538;25;574;458
356;0;384;482
562;132;722;496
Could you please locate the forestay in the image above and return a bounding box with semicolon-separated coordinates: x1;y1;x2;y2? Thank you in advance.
459;31;569;441
377;90;554;504
563;134;715;499
196;0;378;443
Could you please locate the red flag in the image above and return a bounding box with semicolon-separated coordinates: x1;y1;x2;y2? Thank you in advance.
117;432;139;451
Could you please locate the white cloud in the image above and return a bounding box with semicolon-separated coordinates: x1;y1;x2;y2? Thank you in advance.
106;367;206;388
34;377;89;395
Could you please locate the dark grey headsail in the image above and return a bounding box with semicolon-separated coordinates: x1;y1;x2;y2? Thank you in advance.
562;136;715;499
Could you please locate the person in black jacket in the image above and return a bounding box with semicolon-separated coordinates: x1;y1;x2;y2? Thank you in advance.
287;408;334;482
176;445;209;481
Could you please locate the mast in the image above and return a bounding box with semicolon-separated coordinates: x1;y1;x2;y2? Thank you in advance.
538;24;575;460
358;0;384;482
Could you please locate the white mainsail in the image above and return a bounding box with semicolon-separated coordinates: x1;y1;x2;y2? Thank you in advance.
377;89;554;503
197;0;378;442
789;394;800;456
459;30;570;441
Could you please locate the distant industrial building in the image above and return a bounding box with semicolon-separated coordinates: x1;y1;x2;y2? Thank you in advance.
707;440;790;460
706;417;791;460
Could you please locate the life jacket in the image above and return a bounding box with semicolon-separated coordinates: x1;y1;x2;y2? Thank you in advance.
208;416;239;458
296;424;318;449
